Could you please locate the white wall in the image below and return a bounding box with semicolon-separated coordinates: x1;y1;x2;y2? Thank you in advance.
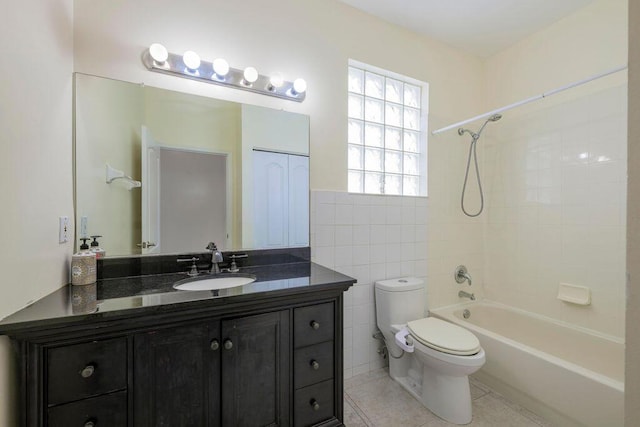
0;1;74;425
480;0;628;337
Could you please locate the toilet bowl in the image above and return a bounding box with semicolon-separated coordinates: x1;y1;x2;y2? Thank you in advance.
375;277;485;425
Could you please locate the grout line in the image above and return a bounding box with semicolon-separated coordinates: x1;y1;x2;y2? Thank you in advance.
344;391;376;427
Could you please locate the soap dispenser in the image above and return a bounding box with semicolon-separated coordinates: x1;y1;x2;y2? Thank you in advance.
71;238;96;286
90;235;106;259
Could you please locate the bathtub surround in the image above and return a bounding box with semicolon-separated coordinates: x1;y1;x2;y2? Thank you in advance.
482;84;627;338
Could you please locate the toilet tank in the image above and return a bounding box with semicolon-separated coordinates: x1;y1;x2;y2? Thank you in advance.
375;277;426;332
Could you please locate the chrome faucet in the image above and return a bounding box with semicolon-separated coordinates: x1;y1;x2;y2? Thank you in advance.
458;290;476;301
206;242;224;274
454;265;472;286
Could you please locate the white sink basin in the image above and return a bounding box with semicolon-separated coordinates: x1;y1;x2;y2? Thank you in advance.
173;274;256;291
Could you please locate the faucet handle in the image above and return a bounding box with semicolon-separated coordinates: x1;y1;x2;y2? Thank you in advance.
177;257;200;276
228;254;248;273
454;265;472;286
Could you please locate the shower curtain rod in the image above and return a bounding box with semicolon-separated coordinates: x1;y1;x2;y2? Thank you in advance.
432;64;628;135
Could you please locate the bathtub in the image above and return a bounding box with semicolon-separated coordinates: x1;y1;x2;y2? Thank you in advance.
430;301;624;427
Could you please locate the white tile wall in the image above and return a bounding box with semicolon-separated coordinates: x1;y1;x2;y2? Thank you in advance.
482;84;627;338
310;191;428;379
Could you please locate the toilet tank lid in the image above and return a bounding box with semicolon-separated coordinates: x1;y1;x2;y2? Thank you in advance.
375;277;424;292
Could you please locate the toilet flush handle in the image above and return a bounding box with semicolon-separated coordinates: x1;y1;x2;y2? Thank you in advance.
394;327;415;353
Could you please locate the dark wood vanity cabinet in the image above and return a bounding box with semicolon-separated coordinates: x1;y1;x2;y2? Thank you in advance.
11;291;348;427
134;311;290;427
133;322;220;427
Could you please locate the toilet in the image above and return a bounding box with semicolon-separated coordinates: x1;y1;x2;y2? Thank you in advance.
375;277;485;425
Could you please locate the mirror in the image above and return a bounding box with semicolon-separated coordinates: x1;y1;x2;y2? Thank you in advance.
74;73;309;257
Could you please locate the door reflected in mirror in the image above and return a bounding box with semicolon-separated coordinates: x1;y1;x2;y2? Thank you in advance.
74;73;309;257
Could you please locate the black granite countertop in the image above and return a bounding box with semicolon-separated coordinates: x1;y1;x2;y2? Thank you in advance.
0;260;355;335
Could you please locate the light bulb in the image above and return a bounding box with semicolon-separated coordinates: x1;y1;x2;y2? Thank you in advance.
212;58;230;77
293;78;307;95
149;43;168;64
243;66;258;84
183;51;201;71
268;73;284;90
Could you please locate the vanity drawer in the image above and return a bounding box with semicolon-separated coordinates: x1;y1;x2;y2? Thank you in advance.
294;379;334;427
47;390;127;427
294;341;334;389
47;337;127;405
294;302;334;348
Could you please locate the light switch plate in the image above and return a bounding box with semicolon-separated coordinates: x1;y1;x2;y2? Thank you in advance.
59;216;70;243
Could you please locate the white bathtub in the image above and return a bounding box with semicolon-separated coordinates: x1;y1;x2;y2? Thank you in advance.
430;301;624;427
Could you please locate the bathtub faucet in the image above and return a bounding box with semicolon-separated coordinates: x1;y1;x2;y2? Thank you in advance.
455;265;472;286
458;290;476;301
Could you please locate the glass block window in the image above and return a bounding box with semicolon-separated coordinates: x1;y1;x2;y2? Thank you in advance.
348;63;427;196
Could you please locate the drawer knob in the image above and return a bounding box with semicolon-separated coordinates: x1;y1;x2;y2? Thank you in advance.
84;420;96;427
310;359;320;370
310;399;320;411
210;339;220;351
80;365;95;378
310;320;320;330
224;339;233;350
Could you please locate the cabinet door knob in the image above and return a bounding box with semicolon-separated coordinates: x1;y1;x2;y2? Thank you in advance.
310;399;320;411
310;359;320;370
84;420;96;427
223;339;233;350
210;339;220;351
81;365;95;378
310;320;320;330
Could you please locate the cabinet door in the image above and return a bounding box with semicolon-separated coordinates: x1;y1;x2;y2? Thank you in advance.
221;311;290;427
133;322;220;427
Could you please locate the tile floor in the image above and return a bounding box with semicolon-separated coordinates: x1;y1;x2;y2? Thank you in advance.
343;369;549;427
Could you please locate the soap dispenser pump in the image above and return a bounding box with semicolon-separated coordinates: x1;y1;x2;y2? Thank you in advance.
90;235;106;259
79;238;91;252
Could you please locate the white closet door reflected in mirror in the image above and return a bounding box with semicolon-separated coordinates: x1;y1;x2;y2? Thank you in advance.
252;150;309;249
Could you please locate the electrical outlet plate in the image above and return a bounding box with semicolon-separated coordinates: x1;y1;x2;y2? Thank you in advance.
59;216;70;243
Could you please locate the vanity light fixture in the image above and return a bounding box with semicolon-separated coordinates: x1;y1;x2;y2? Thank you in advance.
268;73;284;91
141;44;306;102
212;58;230;80
182;50;201;73
291;78;307;96
149;43;169;65
242;66;258;86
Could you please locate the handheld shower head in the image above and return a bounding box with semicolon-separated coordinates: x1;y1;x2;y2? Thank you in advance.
458;128;475;137
488;114;502;122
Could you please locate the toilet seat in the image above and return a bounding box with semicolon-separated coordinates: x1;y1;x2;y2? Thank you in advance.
407;317;480;356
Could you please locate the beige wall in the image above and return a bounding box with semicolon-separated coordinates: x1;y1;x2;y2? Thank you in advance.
0;0;74;425
626;0;640;424
75;74;144;255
